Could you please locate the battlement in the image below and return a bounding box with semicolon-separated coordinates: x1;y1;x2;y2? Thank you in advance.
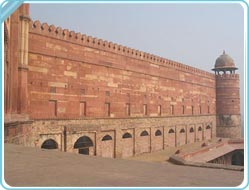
29;20;214;79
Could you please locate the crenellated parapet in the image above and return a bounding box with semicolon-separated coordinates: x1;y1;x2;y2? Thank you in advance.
29;20;214;79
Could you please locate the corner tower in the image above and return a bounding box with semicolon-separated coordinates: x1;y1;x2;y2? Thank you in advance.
212;51;241;138
4;4;30;122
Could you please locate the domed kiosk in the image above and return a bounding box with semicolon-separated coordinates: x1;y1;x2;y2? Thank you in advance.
213;51;241;139
212;51;238;74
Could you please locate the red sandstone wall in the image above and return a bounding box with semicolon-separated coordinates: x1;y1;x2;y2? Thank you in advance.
27;20;216;119
216;74;240;115
215;74;241;138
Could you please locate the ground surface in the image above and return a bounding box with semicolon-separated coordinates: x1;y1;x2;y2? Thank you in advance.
4;143;244;187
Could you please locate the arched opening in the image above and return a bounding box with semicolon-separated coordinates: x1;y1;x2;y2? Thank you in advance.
74;136;94;155
122;133;132;138
206;125;211;129
198;127;202;131
231;151;244;166
140;130;149;136
169;129;175;133
102;135;112;141
41;139;58;149
180;128;185;133
155;130;162;136
189;128;194;133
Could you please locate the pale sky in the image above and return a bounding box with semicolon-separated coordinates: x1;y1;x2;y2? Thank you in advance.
29;2;245;115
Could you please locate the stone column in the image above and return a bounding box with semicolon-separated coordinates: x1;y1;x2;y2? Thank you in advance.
17;14;30;115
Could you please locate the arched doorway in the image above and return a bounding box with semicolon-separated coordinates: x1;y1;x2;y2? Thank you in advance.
137;130;150;154
205;125;212;140
152;129;163;151
41;139;58;149
168;129;176;147
178;128;186;146
122;132;134;158
74;136;94;155
101;134;114;158
231;151;244;166
188;127;195;144
197;126;203;141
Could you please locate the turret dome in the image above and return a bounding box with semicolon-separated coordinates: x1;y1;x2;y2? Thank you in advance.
212;51;237;72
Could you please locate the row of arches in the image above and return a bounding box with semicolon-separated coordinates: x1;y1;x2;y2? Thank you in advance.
40;125;212;158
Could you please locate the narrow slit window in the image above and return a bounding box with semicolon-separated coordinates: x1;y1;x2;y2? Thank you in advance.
80;102;86;117
143;104;147;116
158;105;162;116
171;105;174;115
49;100;57;117
105;102;110;117
126;103;130;116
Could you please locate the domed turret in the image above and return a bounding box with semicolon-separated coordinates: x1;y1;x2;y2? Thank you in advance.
212;51;238;74
213;51;241;139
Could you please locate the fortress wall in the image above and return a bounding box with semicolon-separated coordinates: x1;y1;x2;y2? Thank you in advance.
28;20;216;119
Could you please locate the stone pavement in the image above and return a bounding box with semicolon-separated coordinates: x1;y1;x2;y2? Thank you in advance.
4;144;244;187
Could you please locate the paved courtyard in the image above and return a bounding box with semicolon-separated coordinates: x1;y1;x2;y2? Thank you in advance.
4;143;244;187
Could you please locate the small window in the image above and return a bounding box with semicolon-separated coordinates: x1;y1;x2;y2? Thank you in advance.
198;127;202;131
182;105;185;114
155;130;162;136
126;103;131;116
206;125;211;129
171;105;174;115
80;102;86;117
122;133;132;139
199;106;202;114
41;139;58;149
191;106;194;115
140;130;149;136
180;128;185;133
102;135;112;141
169;129;175;133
